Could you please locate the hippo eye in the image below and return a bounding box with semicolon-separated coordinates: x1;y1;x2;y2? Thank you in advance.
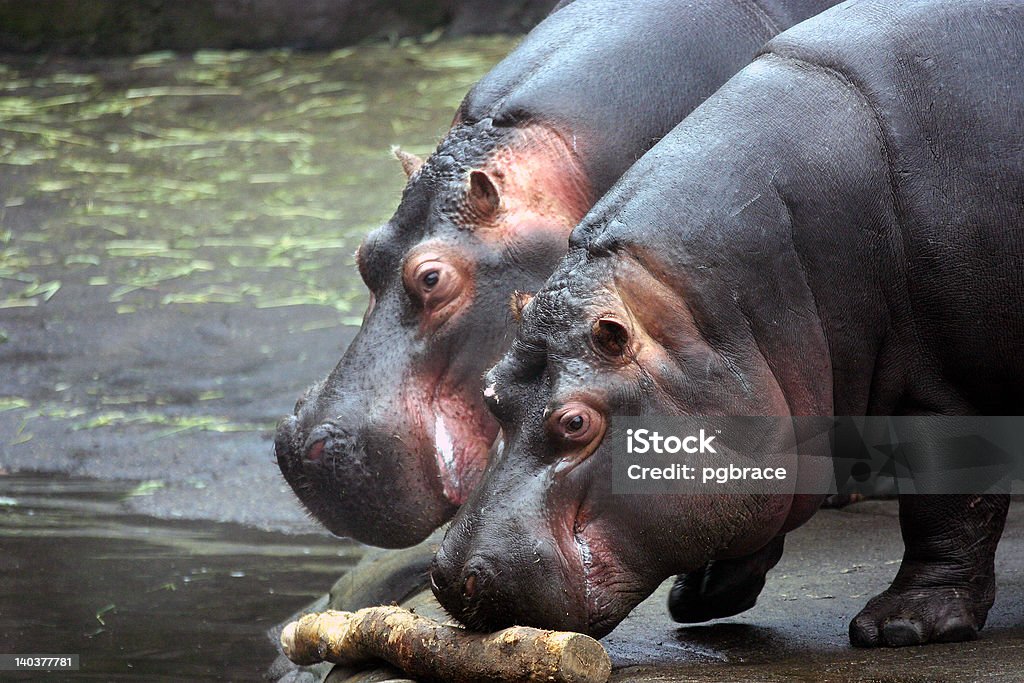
550;403;603;446
405;256;463;317
421;270;440;289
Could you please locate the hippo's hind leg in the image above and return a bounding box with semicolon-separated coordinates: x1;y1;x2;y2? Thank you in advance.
850;494;1009;647
668;535;785;623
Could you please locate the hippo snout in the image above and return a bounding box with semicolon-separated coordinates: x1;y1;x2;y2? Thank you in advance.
274;375;353;466
429;550;458;607
430;548;509;631
274;380;458;547
275;407;357;469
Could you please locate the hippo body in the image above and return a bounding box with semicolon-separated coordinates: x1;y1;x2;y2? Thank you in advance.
275;0;839;548
433;0;1024;648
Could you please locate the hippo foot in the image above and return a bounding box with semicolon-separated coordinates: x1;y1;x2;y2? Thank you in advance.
668;566;765;623
668;535;785;623
851;494;1007;647
849;579;992;647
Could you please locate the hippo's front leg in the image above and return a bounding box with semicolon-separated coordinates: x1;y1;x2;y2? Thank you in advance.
850;494;1009;647
668;535;785;623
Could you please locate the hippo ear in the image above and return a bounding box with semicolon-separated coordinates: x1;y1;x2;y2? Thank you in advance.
467;170;500;218
592;317;630;358
509;291;534;322
392;146;425;178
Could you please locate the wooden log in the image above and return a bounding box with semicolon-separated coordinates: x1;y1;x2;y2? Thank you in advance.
280;606;612;683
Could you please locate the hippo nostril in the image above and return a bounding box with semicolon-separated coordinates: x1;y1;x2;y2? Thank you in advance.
463;571;478;600
300;422;347;463
306;439;326;462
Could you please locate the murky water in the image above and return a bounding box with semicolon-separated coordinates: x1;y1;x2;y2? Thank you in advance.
0;474;351;680
0;40;513;681
0;39;514;317
0;39;514;440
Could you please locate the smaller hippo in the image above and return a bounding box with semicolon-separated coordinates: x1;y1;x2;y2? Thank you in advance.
274;0;839;549
431;0;1024;647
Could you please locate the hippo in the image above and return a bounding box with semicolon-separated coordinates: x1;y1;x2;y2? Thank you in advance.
274;0;840;549
430;0;1024;648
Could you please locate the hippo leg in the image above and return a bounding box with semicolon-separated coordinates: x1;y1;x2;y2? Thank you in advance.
850;494;1009;647
668;535;785;623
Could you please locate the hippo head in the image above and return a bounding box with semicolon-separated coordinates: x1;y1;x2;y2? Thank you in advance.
430;239;831;635
275;119;591;548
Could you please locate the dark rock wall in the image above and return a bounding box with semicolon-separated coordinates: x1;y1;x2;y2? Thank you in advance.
0;0;558;54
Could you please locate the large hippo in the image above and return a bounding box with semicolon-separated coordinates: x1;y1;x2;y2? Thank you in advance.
430;0;1024;648
274;0;839;549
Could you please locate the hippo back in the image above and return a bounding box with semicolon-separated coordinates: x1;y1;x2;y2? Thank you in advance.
457;0;840;192
761;0;1024;411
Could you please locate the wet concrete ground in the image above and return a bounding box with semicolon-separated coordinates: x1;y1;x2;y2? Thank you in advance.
283;499;1024;683
1;44;1022;682
602;500;1024;682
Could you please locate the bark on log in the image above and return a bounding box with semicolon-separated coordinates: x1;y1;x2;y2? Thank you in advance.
280;606;611;683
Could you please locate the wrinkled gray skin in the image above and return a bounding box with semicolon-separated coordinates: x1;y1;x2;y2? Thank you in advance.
433;0;1024;646
274;0;839;549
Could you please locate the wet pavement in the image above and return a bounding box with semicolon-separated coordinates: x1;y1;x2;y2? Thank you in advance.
1;42;1022;682
603;500;1024;682
283;499;1024;683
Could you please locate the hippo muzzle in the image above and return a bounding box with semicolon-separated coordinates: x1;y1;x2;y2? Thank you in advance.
274;361;462;549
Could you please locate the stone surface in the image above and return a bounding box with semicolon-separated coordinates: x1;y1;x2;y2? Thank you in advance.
0;0;558;55
602;500;1024;682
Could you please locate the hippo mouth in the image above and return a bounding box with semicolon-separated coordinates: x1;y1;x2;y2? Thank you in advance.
432;416;504;506
572;513;609;634
428;382;500;506
567;500;646;637
432;414;459;501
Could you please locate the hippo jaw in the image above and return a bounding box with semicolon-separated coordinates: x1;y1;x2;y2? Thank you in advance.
569;500;659;636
